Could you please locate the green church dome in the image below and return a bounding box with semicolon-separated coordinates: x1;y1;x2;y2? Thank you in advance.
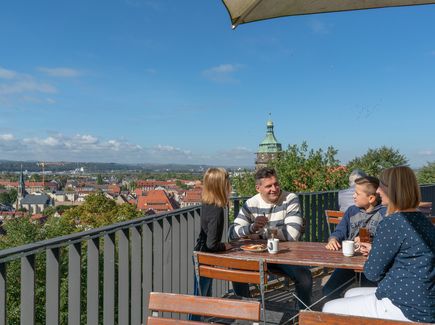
258;120;282;153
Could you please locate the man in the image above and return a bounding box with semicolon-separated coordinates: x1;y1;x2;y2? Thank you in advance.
231;167;312;309
338;169;367;212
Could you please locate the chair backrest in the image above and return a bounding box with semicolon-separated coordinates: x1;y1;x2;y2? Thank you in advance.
325;210;344;236
196;253;268;285
147;292;261;324
418;201;432;217
299;310;427;325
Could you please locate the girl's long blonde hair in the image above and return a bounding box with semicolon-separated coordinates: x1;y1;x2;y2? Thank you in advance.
379;166;421;215
201;168;230;208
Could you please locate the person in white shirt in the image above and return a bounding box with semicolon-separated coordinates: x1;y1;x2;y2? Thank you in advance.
338;169;367;212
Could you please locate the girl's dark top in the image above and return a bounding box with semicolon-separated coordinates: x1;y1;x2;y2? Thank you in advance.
194;204;226;252
364;211;435;323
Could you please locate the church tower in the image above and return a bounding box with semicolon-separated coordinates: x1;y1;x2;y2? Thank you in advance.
16;165;26;210
255;118;282;170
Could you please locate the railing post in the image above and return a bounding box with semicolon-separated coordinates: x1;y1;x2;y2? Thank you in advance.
103;233;115;325
21;254;35;325
131;226;142;325
0;263;6;325
46;247;60;325
68;243;81;325
118;229;130;325
87;238;99;325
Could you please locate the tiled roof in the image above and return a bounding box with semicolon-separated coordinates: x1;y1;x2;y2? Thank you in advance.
21;194;51;205
137;190;177;212
183;190;202;203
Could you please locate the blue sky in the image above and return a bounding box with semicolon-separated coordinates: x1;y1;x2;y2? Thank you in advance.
0;1;434;168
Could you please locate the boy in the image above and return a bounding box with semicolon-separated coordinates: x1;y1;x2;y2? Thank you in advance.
323;176;386;299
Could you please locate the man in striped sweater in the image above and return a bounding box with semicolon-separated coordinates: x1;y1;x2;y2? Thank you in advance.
232;167;313;309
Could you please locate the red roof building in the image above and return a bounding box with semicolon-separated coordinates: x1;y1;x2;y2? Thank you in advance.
137;190;179;213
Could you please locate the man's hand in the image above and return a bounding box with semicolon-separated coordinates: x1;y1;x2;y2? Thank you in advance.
325;237;341;251
252;215;268;232
224;242;233;250
359;242;372;256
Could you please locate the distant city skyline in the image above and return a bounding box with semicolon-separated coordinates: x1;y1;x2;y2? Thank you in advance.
1;1;434;168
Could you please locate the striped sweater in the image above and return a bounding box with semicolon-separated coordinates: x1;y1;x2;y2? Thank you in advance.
233;191;303;241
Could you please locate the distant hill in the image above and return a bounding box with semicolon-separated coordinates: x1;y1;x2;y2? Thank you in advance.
0;160;252;173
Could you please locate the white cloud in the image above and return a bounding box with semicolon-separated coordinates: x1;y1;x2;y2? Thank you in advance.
0;67;57;106
307;19;331;34
37;67;82;77
0;134;15;141
0;132;254;166
0;80;56;95
0;67;17;79
202;64;242;83
418;150;433;156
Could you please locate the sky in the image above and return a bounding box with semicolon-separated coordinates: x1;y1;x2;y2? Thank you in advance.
0;1;434;168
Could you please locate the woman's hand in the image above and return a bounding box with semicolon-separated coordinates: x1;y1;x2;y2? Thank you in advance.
224;242;233;250
359;242;372;256
325;238;341;251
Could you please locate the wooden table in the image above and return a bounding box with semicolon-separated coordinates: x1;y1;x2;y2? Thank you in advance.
200;241;366;272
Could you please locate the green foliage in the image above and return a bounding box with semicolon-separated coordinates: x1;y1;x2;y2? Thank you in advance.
232;143;348;195
416;161;435;184
231;171;256;197
176;179;189;190
0;188;17;206
62;192;141;229
270;142;348;192
43;205;74;218
29;173;42;182
347;146;408;177
96;174;104;185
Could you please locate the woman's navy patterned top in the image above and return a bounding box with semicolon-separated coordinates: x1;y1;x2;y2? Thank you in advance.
364;211;435;323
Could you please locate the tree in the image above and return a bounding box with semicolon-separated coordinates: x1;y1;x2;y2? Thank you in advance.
416;161;435;184
62;192;141;229
232;142;348;196
231;171;257;197
270;142;348;192
347;146;408;177
0;188;17;206
176;180;189;190
96;174;104;185
29;174;42;182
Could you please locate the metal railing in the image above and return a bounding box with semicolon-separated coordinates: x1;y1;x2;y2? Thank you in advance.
0;206;229;325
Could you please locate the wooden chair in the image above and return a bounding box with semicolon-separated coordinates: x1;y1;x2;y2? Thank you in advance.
194;252;268;324
147;291;261;324
325;210;344;236
299;310;430;325
418;201;432;218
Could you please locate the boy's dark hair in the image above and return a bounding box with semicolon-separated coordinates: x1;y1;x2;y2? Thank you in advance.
255;167;277;184
355;176;382;205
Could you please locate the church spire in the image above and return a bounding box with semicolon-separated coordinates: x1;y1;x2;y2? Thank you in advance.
18;164;26;198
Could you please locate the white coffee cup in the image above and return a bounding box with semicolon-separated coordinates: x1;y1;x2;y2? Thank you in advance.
267;238;279;254
342;240;360;257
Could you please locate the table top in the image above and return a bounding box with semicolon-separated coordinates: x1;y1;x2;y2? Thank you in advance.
197;240;366;271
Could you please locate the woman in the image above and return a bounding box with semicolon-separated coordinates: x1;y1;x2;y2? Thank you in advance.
192;167;232;297
323;166;435;323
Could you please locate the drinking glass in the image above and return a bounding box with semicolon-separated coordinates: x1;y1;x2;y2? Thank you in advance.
359;227;371;243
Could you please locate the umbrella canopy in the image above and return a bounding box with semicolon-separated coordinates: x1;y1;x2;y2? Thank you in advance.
221;0;435;28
